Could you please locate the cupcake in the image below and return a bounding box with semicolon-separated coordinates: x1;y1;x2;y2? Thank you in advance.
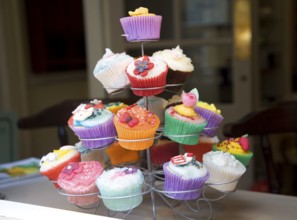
194;101;224;137
39;145;81;188
105;141;141;165
93;48;133;94
182;135;220;162
96;166;144;211
203;151;246;192
150;139;179;166
137;96;168;125
212;135;253;166
163;88;207;145
163;153;209;200
113;104;160;150
57;161;103;206
68;99;116;149
152;45;194;92
120;7;162;42
126;56;168;96
75;142;106;167
105;101;128;114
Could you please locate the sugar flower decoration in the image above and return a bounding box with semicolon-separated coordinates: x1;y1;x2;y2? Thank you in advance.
134;56;154;77
62;162;83;180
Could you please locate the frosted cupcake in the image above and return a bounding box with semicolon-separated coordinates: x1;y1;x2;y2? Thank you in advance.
96;166;144;211
163;153;209;200
120;7;162;42
113;104;160;150
212;135;253;166
93;48;133;94
68;99;116;149
105;141;141;165
137;96;168;125
57;161;103;206
105;101;128;114
182;135;220;162
164;88;207;145
39;145;81;188
126;56;168;96
194;101;224;137
75;142;106;167
152;45;194;92
203;151;246;192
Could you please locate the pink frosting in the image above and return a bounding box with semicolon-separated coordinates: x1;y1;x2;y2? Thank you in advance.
58;161;103;191
182;91;197;107
166;107;205;124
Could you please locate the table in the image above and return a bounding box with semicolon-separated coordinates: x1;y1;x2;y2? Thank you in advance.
0;176;297;220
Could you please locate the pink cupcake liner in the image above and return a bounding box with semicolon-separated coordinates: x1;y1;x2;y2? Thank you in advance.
194;107;224;137
70;119;116;149
163;163;209;200
120;16;162;42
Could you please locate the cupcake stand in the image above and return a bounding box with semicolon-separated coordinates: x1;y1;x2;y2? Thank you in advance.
55;42;245;220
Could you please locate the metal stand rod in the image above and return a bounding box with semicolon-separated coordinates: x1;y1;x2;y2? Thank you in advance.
144;95;157;220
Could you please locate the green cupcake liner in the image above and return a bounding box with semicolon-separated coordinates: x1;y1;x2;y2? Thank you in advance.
163;111;207;145
212;145;253;167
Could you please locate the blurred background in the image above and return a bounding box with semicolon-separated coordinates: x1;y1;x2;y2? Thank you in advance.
0;0;296;194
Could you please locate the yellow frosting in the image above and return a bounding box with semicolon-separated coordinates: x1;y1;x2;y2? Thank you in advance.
174;104;197;117
128;7;155;16
42;149;74;166
197;101;221;114
215;138;251;155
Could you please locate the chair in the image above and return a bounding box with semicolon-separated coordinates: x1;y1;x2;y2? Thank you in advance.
17;97;138;146
223;101;297;194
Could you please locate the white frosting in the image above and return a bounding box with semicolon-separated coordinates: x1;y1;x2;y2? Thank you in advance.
203;151;246;173
198;135;219;144
126;56;167;79
93;48;133;93
167;155;208;179
96;167;144;189
152;45;194;72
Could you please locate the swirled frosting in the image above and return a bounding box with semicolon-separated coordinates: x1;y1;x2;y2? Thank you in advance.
167;153;208;179
203;151;246;172
152;45;194;72
128;7;155;16
96;167;144;189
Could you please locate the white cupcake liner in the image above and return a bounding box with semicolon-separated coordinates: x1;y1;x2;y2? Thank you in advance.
203;160;245;192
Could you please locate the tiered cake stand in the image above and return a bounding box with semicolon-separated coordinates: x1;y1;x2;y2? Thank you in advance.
56;41;243;220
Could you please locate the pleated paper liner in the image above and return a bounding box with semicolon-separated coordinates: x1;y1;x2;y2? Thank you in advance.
165;69;192;93
127;70;167;96
163;111;207;145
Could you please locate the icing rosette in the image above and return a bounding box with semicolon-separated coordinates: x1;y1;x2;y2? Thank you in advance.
39;145;81;188
120;7;162;42
152;45;194;92
163;153;209;200
93;48;133;94
164;88;207;145
113;104;160;150
57;161;104;206
126;56;168;96
194;101;224;137
68;99;116;149
96;166;144;211
212;135;253;166
203;151;246;192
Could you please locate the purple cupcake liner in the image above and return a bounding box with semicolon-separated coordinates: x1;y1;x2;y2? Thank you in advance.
163;162;209;200
194;107;224;137
120;16;162;42
70;119;117;149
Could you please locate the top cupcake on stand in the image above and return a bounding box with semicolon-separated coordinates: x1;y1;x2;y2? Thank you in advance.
120;7;162;42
